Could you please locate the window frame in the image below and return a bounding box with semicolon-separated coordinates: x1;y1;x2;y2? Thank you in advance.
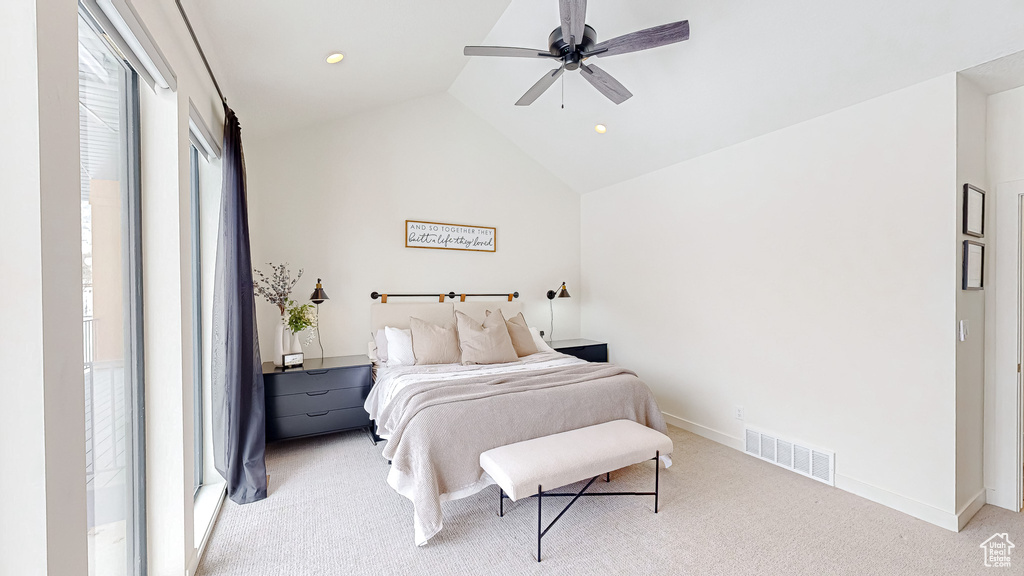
190;143;204;497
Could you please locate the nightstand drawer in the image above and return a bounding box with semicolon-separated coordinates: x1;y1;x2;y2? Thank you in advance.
267;387;368;418
264;365;370;397
266;406;370;441
558;344;607;363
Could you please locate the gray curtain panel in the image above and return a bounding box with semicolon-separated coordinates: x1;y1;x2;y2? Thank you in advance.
211;105;267;504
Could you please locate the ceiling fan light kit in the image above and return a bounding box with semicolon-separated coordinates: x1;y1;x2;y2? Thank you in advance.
464;0;689;106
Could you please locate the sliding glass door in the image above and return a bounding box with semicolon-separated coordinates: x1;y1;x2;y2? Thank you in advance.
79;8;146;576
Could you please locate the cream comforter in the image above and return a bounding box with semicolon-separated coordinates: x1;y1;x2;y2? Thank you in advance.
365;352;670;545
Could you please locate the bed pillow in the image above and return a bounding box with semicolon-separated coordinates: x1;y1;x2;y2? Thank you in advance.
372;329;389;364
410;317;461;365
486;310;539;357
529;327;556;353
456;309;518;365
384;326;415;367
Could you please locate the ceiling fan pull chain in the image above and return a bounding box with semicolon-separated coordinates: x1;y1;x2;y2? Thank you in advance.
561;73;565;109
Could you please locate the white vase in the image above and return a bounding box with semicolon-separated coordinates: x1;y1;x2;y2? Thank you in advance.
290;331;303;354
273;320;286;367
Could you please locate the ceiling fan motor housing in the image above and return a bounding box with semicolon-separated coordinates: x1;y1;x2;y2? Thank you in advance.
548;24;597;69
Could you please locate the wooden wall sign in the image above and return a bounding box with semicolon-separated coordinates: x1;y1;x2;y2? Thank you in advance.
406;220;496;252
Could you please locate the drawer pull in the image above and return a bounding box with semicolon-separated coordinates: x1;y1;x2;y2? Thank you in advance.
305;390;329;396
306;370;329;376
306;411;330;417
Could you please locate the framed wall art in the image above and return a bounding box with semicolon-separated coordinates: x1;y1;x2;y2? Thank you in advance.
962;240;984;290
963;183;985;238
406;220;496;253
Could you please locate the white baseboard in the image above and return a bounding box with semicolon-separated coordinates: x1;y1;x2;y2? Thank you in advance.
663;410;970;533
984;487;1020;512
834;474;958;532
662;411;743;451
956;489;987;531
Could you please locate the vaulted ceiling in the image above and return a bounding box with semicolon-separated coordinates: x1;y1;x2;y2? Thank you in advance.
190;0;1024;193
186;0;513;136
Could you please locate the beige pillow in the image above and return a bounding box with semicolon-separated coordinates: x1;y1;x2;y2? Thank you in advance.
410;317;461;365
486;310;539;357
456;309;519;365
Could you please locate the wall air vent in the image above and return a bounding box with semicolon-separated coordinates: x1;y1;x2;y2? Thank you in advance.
745;429;759;454
743;426;834;486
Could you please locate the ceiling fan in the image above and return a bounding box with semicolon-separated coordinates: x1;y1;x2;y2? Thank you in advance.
464;0;689;106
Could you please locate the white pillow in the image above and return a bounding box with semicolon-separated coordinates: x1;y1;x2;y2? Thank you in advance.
372;329;389;364
384;326;416;367
529;327;556;353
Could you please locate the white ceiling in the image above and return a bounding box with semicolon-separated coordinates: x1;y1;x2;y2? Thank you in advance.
186;0;512;137
450;0;1024;192
189;0;1024;192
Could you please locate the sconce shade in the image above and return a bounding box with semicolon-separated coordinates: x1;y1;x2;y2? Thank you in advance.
310;278;329;304
546;282;570;300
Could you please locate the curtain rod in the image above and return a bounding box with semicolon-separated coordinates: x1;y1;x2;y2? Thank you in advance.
174;0;227;105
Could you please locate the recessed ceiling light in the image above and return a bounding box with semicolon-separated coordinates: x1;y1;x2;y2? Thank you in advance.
595;124;607;134
326;53;345;64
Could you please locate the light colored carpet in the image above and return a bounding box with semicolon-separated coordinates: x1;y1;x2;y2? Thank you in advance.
198;425;1023;575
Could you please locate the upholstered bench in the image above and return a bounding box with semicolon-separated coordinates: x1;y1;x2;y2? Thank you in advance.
479;419;673;562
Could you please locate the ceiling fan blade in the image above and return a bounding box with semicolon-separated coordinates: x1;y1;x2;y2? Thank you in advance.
515;66;566;106
579;63;632;105
582;20;689;58
464;46;557;59
559;0;587;52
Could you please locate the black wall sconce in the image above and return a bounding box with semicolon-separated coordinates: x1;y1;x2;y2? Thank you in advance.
546;282;570;342
310;278;329;360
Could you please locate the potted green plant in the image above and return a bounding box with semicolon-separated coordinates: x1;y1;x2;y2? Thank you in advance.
285;299;318;354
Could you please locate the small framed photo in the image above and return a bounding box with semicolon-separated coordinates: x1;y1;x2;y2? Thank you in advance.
282;352;304;368
963;184;985;238
962;240;984;290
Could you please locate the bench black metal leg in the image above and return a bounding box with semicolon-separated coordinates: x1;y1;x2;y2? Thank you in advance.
537;484;542;562
655;450;660;513
537;476;599;562
505;452;663;561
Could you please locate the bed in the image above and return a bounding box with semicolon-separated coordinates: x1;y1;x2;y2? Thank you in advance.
363;301;670;545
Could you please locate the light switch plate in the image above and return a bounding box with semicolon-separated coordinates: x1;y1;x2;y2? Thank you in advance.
959;320;969;342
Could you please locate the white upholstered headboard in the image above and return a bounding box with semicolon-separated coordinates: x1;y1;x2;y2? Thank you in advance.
370;302;455;331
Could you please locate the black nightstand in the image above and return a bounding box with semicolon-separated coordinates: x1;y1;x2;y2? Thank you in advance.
550;339;608;362
262;355;374;443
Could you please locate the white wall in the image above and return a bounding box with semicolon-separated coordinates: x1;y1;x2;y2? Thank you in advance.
954;75;987;523
0;0;87;573
581;75;962;527
988;85;1024;186
245;92;580;358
